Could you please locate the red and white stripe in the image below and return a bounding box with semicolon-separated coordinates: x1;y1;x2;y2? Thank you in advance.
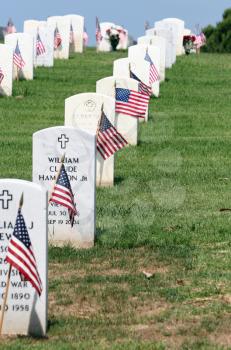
51;184;76;214
54;31;62;49
36;39;46;56
13;53;25;69
149;64;160;84
6;237;42;296
139;81;152;96
97;126;127;160
116;90;150;118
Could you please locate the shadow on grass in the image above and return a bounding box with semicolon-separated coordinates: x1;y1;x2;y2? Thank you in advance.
114;176;125;185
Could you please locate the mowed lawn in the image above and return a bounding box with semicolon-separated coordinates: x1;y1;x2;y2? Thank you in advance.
0;49;231;349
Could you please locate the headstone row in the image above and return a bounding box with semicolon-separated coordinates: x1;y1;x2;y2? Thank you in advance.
0;15;187;337
0;14;85;96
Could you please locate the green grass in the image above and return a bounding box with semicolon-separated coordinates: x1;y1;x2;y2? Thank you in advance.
0;49;231;349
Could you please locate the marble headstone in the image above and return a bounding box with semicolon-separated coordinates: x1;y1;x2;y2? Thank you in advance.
5;33;34;80
128;44;160;97
64;14;84;53
24;20;54;67
0;179;47;336
96;76;139;145
33;127;96;248
162;18;185;56
154;22;177;66
47;16;70;59
65;93;115;187
0;44;13;96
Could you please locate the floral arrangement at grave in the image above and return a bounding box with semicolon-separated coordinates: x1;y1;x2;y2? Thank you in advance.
194;32;206;53
106;27;120;51
183;35;196;55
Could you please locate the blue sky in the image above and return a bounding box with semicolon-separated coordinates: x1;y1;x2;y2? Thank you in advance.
1;0;230;44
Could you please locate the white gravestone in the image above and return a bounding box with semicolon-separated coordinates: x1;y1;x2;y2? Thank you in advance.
65;93;115;187
47;16;70;59
98;22;115;52
162;18;185;56
138;36;166;81
146;27;173;68
154;22;177;66
0;179;47;336
128;44;160;97
24;20;54;67
64;15;84;53
5;33;34;80
0;44;13;96
113;58;149;122
33;127;96;248
96;76;139;145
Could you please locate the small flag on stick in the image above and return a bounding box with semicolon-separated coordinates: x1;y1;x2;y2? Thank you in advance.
69;23;74;44
130;70;152;96
97;109;128;160
144;50;160;84
96;17;102;44
54;26;62;49
5;193;43;296
49;157;77;227
36;32;46;56
115;87;149;119
13;41;25;69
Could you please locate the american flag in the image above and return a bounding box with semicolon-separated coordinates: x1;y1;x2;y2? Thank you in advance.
50;164;77;227
36;32;46;56
5;208;43;296
69;23;74;44
13;41;25;69
54;26;62;49
0;67;4;84
97;112;128;160
96;17;102;43
5;18;16;34
130;70;152;96
115;87;149;119
144;51;160;84
83;27;89;47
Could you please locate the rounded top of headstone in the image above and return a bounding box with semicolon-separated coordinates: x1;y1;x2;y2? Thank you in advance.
64;14;84;20
33;125;95;140
0;179;46;194
162;18;185;26
65;92;114;105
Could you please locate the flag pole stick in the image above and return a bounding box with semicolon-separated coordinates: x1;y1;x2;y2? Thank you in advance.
48;154;65;203
0;193;23;334
16;66;19;81
96;103;104;139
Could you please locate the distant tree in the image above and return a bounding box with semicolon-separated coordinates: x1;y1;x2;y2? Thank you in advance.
202;8;231;52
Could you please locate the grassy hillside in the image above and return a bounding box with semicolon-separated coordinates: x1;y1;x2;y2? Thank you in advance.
0;49;231;349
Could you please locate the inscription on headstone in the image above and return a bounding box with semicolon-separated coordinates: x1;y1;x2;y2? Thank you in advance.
33;126;96;248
